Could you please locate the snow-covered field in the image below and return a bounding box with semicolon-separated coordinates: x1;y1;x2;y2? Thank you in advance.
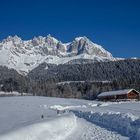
0;96;140;140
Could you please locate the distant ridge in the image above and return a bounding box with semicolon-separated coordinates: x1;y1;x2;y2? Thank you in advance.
0;35;114;74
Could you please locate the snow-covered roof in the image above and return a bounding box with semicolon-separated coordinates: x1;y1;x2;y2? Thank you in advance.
98;89;140;97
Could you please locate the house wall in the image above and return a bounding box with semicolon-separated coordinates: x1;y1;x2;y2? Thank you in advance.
127;91;139;99
103;96;115;100
116;94;127;99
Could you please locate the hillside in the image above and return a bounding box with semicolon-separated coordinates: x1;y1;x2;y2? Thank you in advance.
27;59;140;99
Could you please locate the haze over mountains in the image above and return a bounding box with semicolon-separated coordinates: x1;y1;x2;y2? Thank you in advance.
0;35;115;74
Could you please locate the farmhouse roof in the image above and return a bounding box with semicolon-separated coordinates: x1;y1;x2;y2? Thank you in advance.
98;89;140;97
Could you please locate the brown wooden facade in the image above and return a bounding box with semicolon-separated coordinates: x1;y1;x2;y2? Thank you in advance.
127;91;139;99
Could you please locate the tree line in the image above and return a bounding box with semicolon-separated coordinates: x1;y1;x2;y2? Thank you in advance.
0;59;140;99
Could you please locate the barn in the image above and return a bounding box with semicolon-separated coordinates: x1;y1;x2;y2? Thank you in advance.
97;89;140;101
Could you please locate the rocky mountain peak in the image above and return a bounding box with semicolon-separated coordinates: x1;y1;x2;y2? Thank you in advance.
3;35;22;44
0;35;115;74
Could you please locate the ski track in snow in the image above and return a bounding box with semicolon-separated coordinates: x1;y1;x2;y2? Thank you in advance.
67;118;128;140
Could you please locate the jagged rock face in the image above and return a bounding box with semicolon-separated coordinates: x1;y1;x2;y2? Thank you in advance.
57;42;66;53
67;37;112;58
0;35;114;74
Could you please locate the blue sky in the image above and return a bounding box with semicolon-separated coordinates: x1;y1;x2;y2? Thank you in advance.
0;0;140;58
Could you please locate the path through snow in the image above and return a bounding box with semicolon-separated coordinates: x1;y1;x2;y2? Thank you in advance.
67;118;129;140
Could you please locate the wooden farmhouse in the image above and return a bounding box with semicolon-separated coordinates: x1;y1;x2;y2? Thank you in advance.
97;89;140;101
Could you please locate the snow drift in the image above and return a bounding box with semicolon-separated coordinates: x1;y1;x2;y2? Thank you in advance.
72;110;140;140
0;114;77;140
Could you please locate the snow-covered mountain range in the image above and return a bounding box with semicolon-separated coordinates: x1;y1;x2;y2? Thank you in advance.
0;35;115;74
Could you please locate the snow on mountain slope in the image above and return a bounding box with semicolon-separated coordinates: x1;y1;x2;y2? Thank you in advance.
0;35;115;74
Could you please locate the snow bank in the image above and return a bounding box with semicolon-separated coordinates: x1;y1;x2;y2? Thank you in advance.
0;91;30;96
72;110;140;139
0;91;20;96
88;101;138;107
50;105;86;111
88;102;119;107
0;114;77;140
